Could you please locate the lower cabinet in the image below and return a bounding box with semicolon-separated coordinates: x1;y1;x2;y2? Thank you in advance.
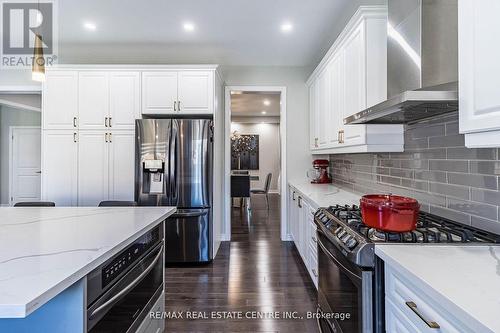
42;130;135;206
288;185;318;288
385;262;473;332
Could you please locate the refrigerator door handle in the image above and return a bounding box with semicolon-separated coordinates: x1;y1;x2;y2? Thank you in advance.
169;120;178;205
171;210;209;218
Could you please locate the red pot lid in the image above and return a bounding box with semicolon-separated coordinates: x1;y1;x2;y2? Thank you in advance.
361;194;419;208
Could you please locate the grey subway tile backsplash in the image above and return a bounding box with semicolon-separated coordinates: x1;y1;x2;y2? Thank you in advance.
329;112;500;232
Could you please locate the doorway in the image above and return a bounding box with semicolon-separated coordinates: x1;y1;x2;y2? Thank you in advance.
9;126;42;205
224;86;287;241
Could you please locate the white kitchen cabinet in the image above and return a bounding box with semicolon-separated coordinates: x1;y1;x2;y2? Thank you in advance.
288;185;318;290
78;131;109;206
142;70;214;115
42;71;78;130
384;263;472;332
41;130;78;206
459;0;500;148
108;130;135;201
307;6;404;154
109;72;141;130
142;71;178;114
78;72;109;130
178;71;214;114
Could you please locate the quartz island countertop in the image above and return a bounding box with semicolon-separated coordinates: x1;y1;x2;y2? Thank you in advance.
0;207;175;318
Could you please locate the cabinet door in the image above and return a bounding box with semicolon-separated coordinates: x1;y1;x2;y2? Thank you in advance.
78;72;109;130
41;130;78;206
78;131;109;206
459;0;500;134
329;51;344;147
178;71;214;114
108;131;135;201
317;68;331;148
109;72;140;130
43;71;78;130
142;71;178;114
309;80;320;150
342;23;367;147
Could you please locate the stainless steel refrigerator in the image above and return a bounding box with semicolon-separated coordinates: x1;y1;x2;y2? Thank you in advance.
135;118;213;263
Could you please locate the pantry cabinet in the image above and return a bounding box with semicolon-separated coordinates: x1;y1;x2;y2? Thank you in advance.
459;0;500;148
288;184;318;288
307;6;404;154
142;70;214;115
41;130;78;206
42;71;78;130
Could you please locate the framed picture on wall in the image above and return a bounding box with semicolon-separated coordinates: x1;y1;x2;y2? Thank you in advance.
231;134;259;170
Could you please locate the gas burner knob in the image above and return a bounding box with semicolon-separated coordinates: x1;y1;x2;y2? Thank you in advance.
321;216;329;223
337;229;347;238
341;234;352;243
334;227;344;235
346;238;358;249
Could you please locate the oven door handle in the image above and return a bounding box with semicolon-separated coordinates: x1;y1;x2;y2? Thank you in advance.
317;235;361;281
88;244;164;320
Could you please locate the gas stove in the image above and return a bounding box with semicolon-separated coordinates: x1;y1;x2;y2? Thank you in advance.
314;204;500;268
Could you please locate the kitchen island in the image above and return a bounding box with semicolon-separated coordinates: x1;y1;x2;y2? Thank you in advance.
0;206;175;332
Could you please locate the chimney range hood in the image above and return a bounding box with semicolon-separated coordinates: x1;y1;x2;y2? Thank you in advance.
344;0;458;125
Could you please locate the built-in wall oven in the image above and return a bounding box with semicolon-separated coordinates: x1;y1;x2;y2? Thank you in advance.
316;229;373;333
86;224;164;333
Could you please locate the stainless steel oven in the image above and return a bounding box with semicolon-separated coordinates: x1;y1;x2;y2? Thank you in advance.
316;229;373;333
86;224;164;333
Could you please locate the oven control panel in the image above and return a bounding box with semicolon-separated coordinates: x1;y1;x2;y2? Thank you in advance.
102;226;160;288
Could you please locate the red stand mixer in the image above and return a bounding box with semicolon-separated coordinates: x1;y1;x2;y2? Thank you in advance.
308;159;332;184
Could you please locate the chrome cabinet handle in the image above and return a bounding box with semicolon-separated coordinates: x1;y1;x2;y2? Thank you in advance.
109;117;112;127
105;133;108;143
73;117;77;128
298;196;302;208
105;117;108;127
73;132;77;143
312;269;318;277
312;236;317;243
174;101;177;111
109;132;112;143
89;244;164;320
178;100;181;111
314;137;318;147
339;129;345;144
405;301;440;329
292;191;296;201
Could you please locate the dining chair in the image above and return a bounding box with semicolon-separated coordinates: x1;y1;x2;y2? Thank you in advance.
98;201;138;207
250;173;272;210
14;201;56;207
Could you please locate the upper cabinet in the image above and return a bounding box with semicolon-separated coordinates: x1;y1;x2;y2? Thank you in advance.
142;70;214;115
42;71;78;130
307;6;404;154
459;0;500;148
43;69;140;130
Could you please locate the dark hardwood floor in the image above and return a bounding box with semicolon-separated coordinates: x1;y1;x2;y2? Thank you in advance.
165;193;319;332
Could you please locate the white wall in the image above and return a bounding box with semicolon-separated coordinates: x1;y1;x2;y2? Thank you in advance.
221;66;313;184
0;106;41;205
231;122;280;192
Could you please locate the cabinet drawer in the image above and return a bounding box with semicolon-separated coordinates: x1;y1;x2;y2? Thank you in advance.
385;266;471;333
386;298;421;333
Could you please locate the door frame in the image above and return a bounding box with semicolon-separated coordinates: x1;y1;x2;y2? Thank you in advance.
224;86;287;241
9;126;42;206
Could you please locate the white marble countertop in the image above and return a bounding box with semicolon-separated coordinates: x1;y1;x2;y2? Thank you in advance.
288;179;361;209
376;245;500;333
0;207;175;318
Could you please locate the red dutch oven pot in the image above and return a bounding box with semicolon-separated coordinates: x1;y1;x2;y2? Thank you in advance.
360;194;420;232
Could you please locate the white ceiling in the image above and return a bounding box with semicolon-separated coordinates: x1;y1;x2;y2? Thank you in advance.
231;92;280;117
56;0;369;66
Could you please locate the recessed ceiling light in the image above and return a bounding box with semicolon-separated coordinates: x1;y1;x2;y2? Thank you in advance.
263;99;271;106
183;22;195;32
281;22;293;33
261;111;267;115
83;21;97;31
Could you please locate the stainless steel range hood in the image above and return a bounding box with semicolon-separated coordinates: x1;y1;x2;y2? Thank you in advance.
344;0;458;124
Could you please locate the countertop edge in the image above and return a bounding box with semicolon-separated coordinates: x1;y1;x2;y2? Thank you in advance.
0;208;175;319
375;245;496;333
